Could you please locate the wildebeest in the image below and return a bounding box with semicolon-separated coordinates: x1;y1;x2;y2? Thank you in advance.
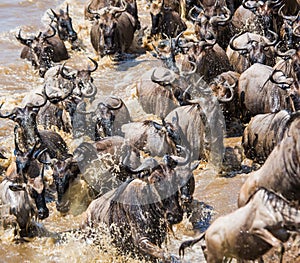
0;100;70;161
0;173;37;237
278;5;300;50
238;63;297;121
226;31;278;73
180;33;232;83
84;0;140;29
179;187;300;262
53;136;141;213
82;153;191;261
188;4;234;50
209;71;241;135
12;129;50;220
149;0;187;37
238;116;300;207
0;157;48;236
88;4;137;57
136;64;195;119
275;46;300;89
16;26;69;77
76;96;131;140
48;4;78;48
34;58;98;134
164;76;225;168
122;119;181;157
231;0;282;36
242;110;297;163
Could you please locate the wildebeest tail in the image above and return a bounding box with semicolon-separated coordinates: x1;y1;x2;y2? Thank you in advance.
179;232;206;258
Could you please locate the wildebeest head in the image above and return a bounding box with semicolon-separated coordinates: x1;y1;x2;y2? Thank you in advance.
269;69;294;90
242;0;281;33
73;57;98;98
128;157;183;225
210;72;238;103
52;157;80;213
229;30;278;65
16;26;58;77
279;5;300;50
76;96;126;139
9;150;49;221
189;5;231;39
48;4;78;43
163;145;197;207
0;98;47;150
88;4;127;56
268;68;298;110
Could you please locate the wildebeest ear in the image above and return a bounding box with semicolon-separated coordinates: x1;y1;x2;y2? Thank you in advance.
9;184;26;192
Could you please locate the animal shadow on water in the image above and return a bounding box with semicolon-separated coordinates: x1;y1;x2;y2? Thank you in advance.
115;56;148;72
188;200;214;233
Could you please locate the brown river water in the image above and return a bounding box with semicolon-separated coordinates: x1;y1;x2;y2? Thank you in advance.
0;0;298;262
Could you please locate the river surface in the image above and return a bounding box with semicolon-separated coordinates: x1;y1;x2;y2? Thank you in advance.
0;1;296;262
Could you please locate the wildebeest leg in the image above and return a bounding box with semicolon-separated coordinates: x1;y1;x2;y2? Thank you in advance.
138;237;178;262
251;228;285;263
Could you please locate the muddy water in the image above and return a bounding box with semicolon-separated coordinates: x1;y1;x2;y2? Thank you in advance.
0;1;250;262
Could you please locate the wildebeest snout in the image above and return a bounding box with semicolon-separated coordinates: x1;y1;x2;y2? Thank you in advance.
166;209;183;225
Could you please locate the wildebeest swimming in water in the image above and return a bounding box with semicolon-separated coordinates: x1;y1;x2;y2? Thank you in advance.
179;187;300;263
16;25;69;77
81;150;194;262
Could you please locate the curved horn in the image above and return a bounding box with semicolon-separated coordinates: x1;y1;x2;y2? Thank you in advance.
87;57;98;73
87;2;101;17
203;31;217;46
269;69;294;86
217;82;236;102
105;97;123;110
129;158;160;174
60;62;76;80
278;4;298;22
151;67;176;86
188;6;204;23
43;82;73;104
26;93;48;108
293;24;300;37
81;85;97;98
0;103;16;119
75;101;95;115
172;145;191;166
15;29;32;47
229;32;249;53
44;25;56;39
185;97;202;105
33;148;49;163
263;29;278;47
109;0;127;15
66;4;69;15
180;60;197;77
274;41;296;58
209;6;232;25
242;0;258;11
50;8;58;19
